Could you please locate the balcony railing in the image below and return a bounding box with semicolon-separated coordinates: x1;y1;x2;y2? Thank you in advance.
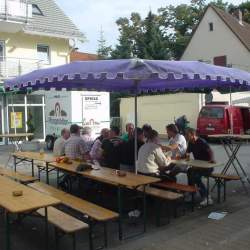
0;0;32;21
0;57;42;79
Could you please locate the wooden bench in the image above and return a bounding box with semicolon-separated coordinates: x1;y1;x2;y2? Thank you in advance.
137;185;184;226
210;173;241;202
137;185;183;200
34;161;57;180
152;181;198;211
29;182;119;249
37;206;89;250
0;166;38;184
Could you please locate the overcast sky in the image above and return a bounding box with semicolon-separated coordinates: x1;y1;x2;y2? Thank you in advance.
56;0;243;54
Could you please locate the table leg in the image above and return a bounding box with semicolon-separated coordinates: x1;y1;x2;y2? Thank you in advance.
46;162;49;184
207;177;210;207
142;185;147;233
31;159;34;177
14;156;17;172
224;143;249;192
5;210;10;250
56;169;59;188
117;186;123;241
44;207;49;250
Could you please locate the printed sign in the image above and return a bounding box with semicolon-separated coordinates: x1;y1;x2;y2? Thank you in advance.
11;112;22;129
81;93;110;137
45;91;71;136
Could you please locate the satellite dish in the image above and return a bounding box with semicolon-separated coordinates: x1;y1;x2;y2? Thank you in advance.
69;39;76;48
205;93;213;103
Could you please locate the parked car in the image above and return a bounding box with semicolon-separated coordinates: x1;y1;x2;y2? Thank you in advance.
197;103;250;137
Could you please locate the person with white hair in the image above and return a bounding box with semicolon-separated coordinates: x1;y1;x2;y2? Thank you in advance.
81;126;94;152
53;128;70;156
90;128;110;161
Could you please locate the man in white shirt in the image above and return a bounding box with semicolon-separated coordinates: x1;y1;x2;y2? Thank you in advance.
138;130;171;176
164;124;187;158
163;124;187;178
53;128;70;156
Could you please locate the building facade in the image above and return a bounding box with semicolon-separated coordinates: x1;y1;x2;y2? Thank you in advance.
120;5;250;134
0;0;84;140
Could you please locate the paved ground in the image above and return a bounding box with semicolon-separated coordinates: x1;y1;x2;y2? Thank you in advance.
0;143;250;250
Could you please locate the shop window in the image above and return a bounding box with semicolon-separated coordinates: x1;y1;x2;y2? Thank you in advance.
27;106;44;139
27;95;43;104
7;95;25;105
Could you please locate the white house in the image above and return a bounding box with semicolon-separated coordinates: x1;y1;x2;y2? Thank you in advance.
120;5;250;134
0;0;84;140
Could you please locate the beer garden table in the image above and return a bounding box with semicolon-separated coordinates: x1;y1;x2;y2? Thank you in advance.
48;161;160;240
0;133;34;166
0;133;34;151
171;159;222;205
208;134;250;192
12;152;57;184
0;175;60;250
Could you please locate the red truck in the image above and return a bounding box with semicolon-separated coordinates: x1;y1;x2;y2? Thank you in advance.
197;102;250;137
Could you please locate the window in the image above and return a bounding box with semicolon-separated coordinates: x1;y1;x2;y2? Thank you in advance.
209;22;213;31
32;4;43;16
37;45;50;64
199;107;224;119
213;55;227;66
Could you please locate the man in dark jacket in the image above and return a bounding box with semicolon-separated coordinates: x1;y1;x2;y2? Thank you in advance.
185;128;215;206
120;127;145;172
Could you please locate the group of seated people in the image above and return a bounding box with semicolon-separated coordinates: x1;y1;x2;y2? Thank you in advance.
53;122;215;206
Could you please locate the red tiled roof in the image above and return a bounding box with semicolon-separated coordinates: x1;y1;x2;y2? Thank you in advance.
70;51;98;62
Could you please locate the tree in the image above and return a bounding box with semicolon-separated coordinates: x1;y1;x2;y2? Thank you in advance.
97;28;112;59
139;11;170;59
111;13;145;59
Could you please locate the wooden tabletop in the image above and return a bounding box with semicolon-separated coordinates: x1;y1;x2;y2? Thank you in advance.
0;175;60;213
13;151;57;163
0;133;34;138
170;159;222;169
49;161;160;188
208;134;250;140
29;182;119;221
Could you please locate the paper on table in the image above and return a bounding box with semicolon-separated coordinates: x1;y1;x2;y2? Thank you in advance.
208;212;228;220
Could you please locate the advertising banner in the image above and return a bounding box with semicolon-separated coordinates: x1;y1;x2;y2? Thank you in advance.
81;92;110;137
45;91;71;136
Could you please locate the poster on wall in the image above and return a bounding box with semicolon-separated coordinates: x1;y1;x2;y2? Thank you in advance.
45;91;71;136
81;92;110;137
10;112;22;129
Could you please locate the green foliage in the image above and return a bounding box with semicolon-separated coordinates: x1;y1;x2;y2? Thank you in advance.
109;0;250;115
97;28;112;59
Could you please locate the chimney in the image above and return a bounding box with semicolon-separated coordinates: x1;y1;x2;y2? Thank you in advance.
238;9;243;25
232;9;243;25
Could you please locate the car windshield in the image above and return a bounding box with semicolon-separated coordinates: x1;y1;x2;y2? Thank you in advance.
199;107;224;119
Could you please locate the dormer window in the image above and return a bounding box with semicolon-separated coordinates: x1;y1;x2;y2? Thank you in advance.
32;4;43;16
209;22;214;31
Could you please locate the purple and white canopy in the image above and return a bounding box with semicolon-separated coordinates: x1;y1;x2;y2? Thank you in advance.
4;59;250;93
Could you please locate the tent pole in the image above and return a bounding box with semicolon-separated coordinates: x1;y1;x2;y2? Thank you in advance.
11;93;17;134
134;80;139;174
229;86;233;134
